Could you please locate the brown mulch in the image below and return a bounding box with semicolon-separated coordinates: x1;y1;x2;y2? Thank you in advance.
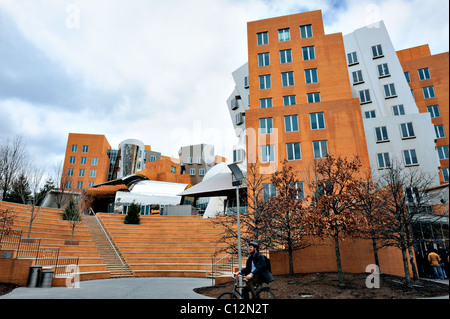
194;272;449;299
0;282;19;297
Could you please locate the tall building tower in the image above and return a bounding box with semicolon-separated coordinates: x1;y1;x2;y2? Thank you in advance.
244;10;370;196
343;22;441;185
396;45;449;184
62;133;112;190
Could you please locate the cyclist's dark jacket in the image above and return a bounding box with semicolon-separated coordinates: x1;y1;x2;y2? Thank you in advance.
240;251;274;283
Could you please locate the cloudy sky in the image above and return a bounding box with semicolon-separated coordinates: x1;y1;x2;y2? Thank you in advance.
0;0;448;173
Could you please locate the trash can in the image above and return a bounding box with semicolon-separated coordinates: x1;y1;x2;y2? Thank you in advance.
26;265;42;288
40;270;54;288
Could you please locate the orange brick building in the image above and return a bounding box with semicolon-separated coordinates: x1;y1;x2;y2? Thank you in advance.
245;10;370;191
397;45;449;183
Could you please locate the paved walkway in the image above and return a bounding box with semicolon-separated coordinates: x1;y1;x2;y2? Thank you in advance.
0;277;214;299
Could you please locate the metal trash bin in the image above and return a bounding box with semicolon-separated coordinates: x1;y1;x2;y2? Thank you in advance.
40;270;54;288
27;265;42;288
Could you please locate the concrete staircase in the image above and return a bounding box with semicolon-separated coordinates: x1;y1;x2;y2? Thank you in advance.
83;215;134;278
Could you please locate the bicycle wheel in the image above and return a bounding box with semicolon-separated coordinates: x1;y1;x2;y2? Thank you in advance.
218;291;242;299
257;289;275;299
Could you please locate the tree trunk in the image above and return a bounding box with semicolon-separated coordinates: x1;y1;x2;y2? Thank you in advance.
288;244;294;276
371;236;380;272
401;248;412;287
407;245;419;281
334;234;345;287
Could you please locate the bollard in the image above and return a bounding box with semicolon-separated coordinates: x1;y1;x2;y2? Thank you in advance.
26;265;42;288
40;270;54;288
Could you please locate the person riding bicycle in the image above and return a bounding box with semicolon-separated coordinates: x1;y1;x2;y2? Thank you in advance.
234;242;274;299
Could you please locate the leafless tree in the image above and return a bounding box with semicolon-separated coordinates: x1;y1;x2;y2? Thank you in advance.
52;160;72;208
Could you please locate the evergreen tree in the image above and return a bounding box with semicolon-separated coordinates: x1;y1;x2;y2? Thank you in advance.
124;202;140;224
3;173;31;204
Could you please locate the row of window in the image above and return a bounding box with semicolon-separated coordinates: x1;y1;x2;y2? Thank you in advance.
358;85;436;105
377;146;449;169
374;122;417;142
258;45;316;67
65;181;95;189
71;145;89;153
259;113;325;134
364;104;442;121
67;168;97;177
257;24;313;46
189;168;205;176
260;140;328;163
352;62;391;85
404;67;432;82
68;156;98;165
259;69;319;90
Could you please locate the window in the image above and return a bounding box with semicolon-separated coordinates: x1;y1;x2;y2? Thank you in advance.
80;157;87;165
404;72;411;83
171;166;176;173
372;44;383;58
263;183;276;201
67;168;74;177
259;75;271;89
278;28;290;42
392;104;405;116
307;92;320;103
377;153;391;168
258;52;270;67
304;69;318;84
295;182;305;199
233;149;244;163
313;140;328;159
384;83;397;98
261;145;275;163
91;157;98;165
418;68;430;80
422;86;435;99
437;146;449;160
403;149;418;165
257;31;268;45
400;122;415;139
378;63;390;77
282;71;294;87
69;156;76;164
359;89;371;104
280;49;292;64
190;168;196;176
65;181;72;189
375;126;389;142
88;182;95;187
82;145;89;153
244;76;249;88
352;70;363;84
435;125;446;139
71;145;78;152
79;169;85;177
259;117;273;134
310;112;325;130
300;24;313;38
187;157;193;164
302;46;315;60
347;52;358;65
283;95;296;106
199;168;205;176
427;105;440;118
90;169;96;177
365;110;376;119
442;168;449;182
197;157;203;164
284;115;299;132
286;143;301;161
77;181;84;190
260;98;272;108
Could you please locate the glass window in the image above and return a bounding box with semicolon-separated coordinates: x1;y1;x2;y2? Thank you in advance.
65;181;72;189
259;118;273;134
282;71;295;87
434;125;445;139
82;145;89;153
305;69;318;84
422;86;435;99
283;95;296;106
263;183;276;201
69;156;76;164
171;166;176;173
359;89;371;104
418;68;430;80
347;52;358;65
442;168;449;182
71;145;78;152
437;146;449;160
261;145;275;163
427;105;440;118
295;182;305;199
384;83;397;98
278;28;290;42
67;168;74;177
300;24;313;38
91;157;98;165
372;44;383;58
280;49;292;64
257;31;268;45
259;75;271;89
77;181;83;189
80;157;87;165
404;72;411;83
284;115;299;132
392;105;405;116
302;46;315;60
313;140;328;159
199;168;205;176
286;143;301;161
88;182;95;187
352;70;363;84
90;169;96;177
400;122;415;139
79;169;85;177
258;52;270;67
307;92;321;103
403;149;418;165
378;63;390;77
365;110;376;119
190;168;196;176
310;112;325;130
260;98;272;108
375;126;389;142
377;153;391;168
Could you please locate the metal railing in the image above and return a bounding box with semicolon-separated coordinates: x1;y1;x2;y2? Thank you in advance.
35;247;60;266
16;237;41;258
0;228;22;249
54;257;80;276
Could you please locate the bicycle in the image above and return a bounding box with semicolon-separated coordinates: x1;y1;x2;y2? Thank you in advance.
217;274;275;299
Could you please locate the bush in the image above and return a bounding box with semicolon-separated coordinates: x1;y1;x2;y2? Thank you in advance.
62;198;81;221
124;203;140;224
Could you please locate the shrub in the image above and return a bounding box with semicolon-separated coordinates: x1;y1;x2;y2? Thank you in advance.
124;202;140;224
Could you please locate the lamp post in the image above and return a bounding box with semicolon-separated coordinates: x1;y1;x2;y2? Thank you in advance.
228;163;244;293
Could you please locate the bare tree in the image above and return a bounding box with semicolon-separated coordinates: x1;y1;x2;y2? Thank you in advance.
62;197;81;244
20;165;45;238
52;160;72;208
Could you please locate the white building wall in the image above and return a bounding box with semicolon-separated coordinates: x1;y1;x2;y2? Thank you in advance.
344;22;440;185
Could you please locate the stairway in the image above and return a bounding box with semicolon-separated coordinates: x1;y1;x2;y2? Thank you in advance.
83;215;134;278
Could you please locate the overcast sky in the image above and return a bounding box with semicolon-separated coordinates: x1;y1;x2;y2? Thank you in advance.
0;0;448;174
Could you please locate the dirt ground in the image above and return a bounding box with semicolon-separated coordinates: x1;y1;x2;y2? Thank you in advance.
194;272;449;299
0;282;19;296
